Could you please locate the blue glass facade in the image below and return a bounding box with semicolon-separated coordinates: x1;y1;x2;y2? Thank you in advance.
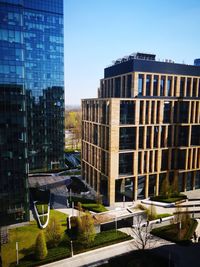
0;0;64;225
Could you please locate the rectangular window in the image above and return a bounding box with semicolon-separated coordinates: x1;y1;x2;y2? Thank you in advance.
167;77;172;96
178;126;189;146
139;127;144;149
186;78;191;97
153;75;158;96
127;75;132;97
179;101;189;123
119;153;133;175
160;76;165;96
163;101;170;123
139;101;144;124
119;127;136;150
161;150;168;171
120;101;135;124
146;75;151;96
180;77;185;97
193;78;197;97
146;126;151;149
115;77;121;97
138;74;143;96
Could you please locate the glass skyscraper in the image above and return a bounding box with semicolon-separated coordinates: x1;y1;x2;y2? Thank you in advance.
0;0;64;225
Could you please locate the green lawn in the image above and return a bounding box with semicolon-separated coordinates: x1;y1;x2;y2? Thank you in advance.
35;203;48;215
150;194;187;203
2;210;67;267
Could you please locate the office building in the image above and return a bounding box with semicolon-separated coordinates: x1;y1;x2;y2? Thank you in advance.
0;0;64;225
82;53;200;205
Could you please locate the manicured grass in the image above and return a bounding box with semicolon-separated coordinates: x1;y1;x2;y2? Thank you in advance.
155;213;172;219
150;194;187;203
151;219;197;244
81;203;108;213
35;203;48;215
1;210;67;267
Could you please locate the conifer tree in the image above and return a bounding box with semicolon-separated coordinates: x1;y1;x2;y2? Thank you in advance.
35;232;48;260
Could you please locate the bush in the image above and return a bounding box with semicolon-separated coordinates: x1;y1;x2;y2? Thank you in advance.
77;212;96;246
150;194;187;203
151;218;197;244
45;217;63;248
81;203;108;213
35;232;48;260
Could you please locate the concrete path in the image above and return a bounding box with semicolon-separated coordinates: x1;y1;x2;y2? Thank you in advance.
56;208;80;217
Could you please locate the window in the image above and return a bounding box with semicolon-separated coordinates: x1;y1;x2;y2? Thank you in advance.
160;76;165;96
119;153;133;175
146;75;151;96
138;74;143;96
120;127;136;150
114;77;121;97
180;77;185;97
127;75;132;97
186;78;191;97
163;101;170;123
179;101;189;123
120;101;135;124
161;150;168;170
167;77;172;96
153;75;158;95
177;149;186;169
139;127;144;149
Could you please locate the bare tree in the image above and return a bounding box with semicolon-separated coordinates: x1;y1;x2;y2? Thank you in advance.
131;215;154;250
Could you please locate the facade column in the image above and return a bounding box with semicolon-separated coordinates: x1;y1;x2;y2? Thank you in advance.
108;99;120;206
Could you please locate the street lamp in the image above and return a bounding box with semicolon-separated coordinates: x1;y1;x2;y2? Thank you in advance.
72;201;74;217
70;240;73;257
123;195;125;208
115;215;117;232
16;242;19;265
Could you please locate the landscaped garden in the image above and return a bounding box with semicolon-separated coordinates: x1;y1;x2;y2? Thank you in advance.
2;209;130;267
150;176;187;204
151;216;197;244
1;210;67;267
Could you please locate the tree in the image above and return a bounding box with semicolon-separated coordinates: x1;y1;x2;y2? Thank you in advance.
35;232;48;260
147;204;157;221
131;215;155;250
160;177;170;197
77;211;96;246
171;176;179;195
45;217;63;248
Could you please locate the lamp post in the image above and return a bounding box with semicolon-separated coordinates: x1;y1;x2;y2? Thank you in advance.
70;240;73;257
115;215;117;233
72;201;74;217
16;242;19;265
123;195;125;208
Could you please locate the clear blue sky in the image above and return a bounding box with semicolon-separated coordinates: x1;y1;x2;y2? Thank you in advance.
64;0;200;106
